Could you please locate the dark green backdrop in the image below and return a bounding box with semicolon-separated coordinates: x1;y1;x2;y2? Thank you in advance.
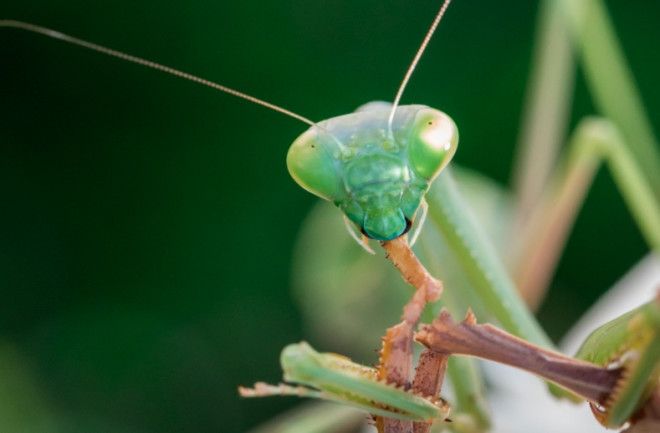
1;1;658;432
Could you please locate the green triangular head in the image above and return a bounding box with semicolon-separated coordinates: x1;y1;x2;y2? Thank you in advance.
287;103;458;241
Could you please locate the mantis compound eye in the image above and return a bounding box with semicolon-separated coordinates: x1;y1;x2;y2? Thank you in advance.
407;108;458;181
286;130;341;201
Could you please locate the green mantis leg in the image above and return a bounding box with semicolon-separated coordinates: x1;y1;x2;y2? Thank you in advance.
559;0;660;193
515;118;660;308
511;0;660;308
511;0;574;230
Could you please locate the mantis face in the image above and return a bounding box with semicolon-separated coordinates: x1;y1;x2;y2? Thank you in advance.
286;104;458;241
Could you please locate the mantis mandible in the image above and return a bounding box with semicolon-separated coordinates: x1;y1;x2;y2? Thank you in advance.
1;0;660;430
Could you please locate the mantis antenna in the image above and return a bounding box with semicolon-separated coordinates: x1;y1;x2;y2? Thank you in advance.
387;0;453;136
0;20;319;129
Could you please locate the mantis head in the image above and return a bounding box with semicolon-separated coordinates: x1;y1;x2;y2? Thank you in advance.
286;105;458;242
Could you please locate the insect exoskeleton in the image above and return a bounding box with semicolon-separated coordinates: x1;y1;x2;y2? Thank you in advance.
286;103;458;241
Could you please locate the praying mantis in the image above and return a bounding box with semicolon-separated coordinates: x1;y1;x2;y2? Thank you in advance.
1;0;660;432
240;1;660;430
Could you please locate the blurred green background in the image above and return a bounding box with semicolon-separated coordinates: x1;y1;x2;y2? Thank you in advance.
1;1;658;432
